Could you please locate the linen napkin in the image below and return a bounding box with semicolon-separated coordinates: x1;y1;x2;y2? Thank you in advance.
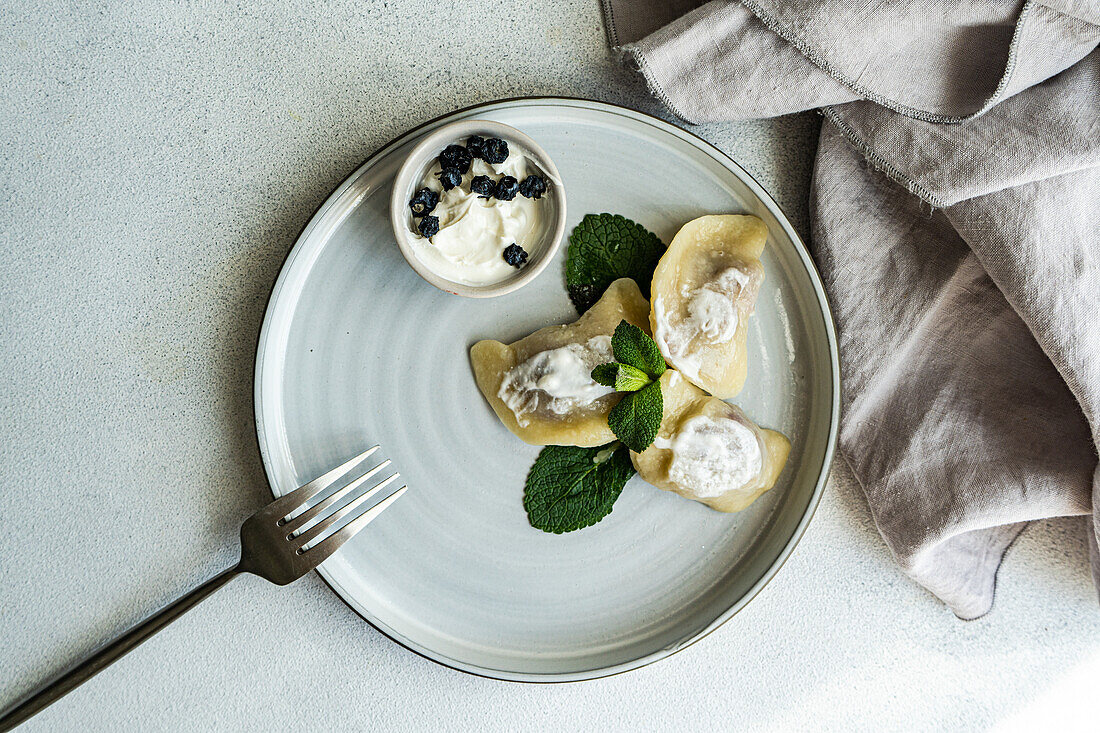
602;0;1100;618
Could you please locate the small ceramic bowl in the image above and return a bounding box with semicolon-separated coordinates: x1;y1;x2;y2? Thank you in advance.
389;119;566;298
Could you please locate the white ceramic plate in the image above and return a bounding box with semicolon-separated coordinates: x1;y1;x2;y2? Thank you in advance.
254;98;839;682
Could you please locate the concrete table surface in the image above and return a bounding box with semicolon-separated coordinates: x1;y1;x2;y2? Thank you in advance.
1;2;1096;731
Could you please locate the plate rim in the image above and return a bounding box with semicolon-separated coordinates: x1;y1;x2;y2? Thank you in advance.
253;95;841;683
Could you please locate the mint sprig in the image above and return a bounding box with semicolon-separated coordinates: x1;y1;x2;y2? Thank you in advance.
590;320;668;453
608;380;663;453
523;443;636;533
565;214;665;313
521;213;669;535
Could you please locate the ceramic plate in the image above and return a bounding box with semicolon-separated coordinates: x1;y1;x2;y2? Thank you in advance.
254;98;839;681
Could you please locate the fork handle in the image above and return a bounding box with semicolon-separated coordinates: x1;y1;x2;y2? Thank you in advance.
0;565;240;732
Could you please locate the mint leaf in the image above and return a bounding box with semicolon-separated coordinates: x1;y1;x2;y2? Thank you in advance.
607;379;663;453
566;213;665;313
590;363;618;388
524;444;636;533
611;321;666;378
591;362;652;392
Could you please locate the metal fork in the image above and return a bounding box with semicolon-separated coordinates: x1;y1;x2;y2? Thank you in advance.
0;447;405;732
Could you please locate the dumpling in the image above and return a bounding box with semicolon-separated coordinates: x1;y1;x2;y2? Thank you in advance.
470;278;650;446
631;371;789;512
650;214;766;398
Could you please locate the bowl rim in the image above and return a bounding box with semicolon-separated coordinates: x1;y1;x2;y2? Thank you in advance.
388;119;566;298
255;95;840;684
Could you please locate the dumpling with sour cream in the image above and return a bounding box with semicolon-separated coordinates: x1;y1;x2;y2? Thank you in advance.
650;214;766;398
631;371;789;512
470;278;651;446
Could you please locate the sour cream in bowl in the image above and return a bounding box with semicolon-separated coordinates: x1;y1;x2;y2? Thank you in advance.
390;120;566;298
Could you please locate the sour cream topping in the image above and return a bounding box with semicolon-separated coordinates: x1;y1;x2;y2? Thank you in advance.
655;414;763;498
409;150;548;287
498;335;615;425
653;265;756;381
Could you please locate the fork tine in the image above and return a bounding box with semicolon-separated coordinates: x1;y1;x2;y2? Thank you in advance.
284;459;392;536
301;485;407;565
263;446;380;521
295;472;402;549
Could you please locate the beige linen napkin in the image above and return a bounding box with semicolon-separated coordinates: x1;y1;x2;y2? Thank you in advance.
602;0;1100;618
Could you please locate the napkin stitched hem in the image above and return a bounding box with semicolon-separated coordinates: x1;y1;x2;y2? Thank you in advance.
820;106;947;209
599;0;621;47
622;46;700;125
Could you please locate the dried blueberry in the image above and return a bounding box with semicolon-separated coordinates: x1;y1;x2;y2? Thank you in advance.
417;215;439;238
408;187;439;217
466;135;486;160
438;144;472;174
503;243;528;268
470;175;495;198
494;175;519;201
481;137;508;165
437;168;462;190
518;174;547;199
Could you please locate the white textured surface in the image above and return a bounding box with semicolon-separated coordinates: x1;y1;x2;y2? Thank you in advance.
0;2;1096;731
